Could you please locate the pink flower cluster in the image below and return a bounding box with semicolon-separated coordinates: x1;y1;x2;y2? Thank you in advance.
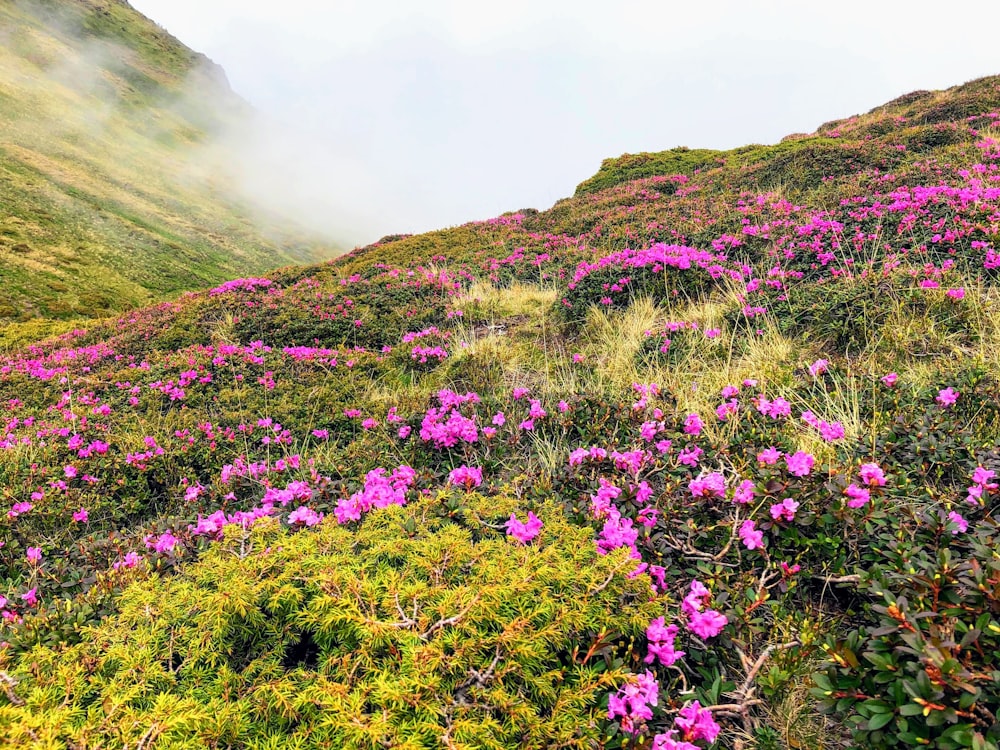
209;278;273;295
966;466;997;507
682;580;728;639
608;670;660;735
419;390;480;448
645;616;684;666
506;511;542;543
448;464;483;489
335;465;416;523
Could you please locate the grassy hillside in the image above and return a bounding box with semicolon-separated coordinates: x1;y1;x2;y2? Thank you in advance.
1;75;1000;749
0;0;331;326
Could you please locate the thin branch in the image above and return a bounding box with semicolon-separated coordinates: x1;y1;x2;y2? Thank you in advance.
0;671;24;706
733;641;800;700
813;574;861;584
420;595;481;640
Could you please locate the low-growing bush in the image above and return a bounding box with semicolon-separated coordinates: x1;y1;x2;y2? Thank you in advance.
0;495;661;750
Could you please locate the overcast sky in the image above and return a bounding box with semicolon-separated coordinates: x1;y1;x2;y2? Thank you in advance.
131;0;1000;247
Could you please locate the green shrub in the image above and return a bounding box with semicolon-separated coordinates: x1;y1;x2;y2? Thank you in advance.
0;495;661;750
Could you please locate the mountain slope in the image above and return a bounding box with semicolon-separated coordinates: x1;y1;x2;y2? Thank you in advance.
1;75;1000;749
0;0;332;325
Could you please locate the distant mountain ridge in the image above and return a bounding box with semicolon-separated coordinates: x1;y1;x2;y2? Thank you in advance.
0;0;335;326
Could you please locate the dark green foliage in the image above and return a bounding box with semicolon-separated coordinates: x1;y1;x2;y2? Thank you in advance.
574;147;724;196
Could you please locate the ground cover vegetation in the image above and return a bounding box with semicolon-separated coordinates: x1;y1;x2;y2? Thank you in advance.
2;68;1000;749
0;0;328;335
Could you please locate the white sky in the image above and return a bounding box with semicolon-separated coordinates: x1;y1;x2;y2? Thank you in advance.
130;0;1000;247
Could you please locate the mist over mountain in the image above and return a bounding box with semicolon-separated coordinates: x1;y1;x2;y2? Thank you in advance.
0;0;342;328
3;3;1000;749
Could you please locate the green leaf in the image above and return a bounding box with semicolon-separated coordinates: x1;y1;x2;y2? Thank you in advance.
868;712;894;731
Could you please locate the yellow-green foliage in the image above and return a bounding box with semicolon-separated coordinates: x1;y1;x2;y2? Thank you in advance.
0;495;661;750
0;0;332;323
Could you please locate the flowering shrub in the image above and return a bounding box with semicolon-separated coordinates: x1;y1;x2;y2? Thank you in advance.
3;74;1000;749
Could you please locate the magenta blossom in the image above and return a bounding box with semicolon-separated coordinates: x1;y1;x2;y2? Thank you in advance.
675;700;721;744
506;512;543;543
881;372;898;387
859;462;886;486
936;387;959;407
785;451;815;477
757;446;781;465
770;498;800;522
739;519;764;550
608;670;659;735
683;413;704;436
688;472;726;499
689;609;728;639
808;358;829;377
645;617;685;666
844;483;871;509
448;465;483;489
288;506;323;526
948;511;968;535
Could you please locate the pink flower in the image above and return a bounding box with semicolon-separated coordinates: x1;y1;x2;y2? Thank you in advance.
26;546;42;564
739;519;764;550
757;446;781;465
287;505;323;526
688;609;728;639
780;561;801;577
682;579;711;618
652;732;699;750
608;670;659;735
972;467;997;488
733;479;755;504
770;498;800;522
492;412;506;426
936;387;959;407
785;451;814;477
448;465;483;489
21;587;38;607
946;287;966;300
398;425;412;439
704;328;721;339
675;700;721;744
859;463;886;486
948;511;968;534
72;508;89;523
881;372;898;387
688;472;726;499
677;444;703;467
528;399;547;419
512;387;529;400
645;617;684;666
572;353;584;363
808;358;829;377
506;512;543;543
819;421;845;442
844;483;870;509
683;413;703;436
64;465;78;479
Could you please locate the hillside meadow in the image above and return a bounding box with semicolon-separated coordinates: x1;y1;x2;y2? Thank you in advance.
1;75;1000;749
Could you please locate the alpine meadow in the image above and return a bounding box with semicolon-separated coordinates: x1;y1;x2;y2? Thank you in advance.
2;2;1000;750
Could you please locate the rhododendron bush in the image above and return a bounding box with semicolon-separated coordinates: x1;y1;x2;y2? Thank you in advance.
3;76;1000;749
